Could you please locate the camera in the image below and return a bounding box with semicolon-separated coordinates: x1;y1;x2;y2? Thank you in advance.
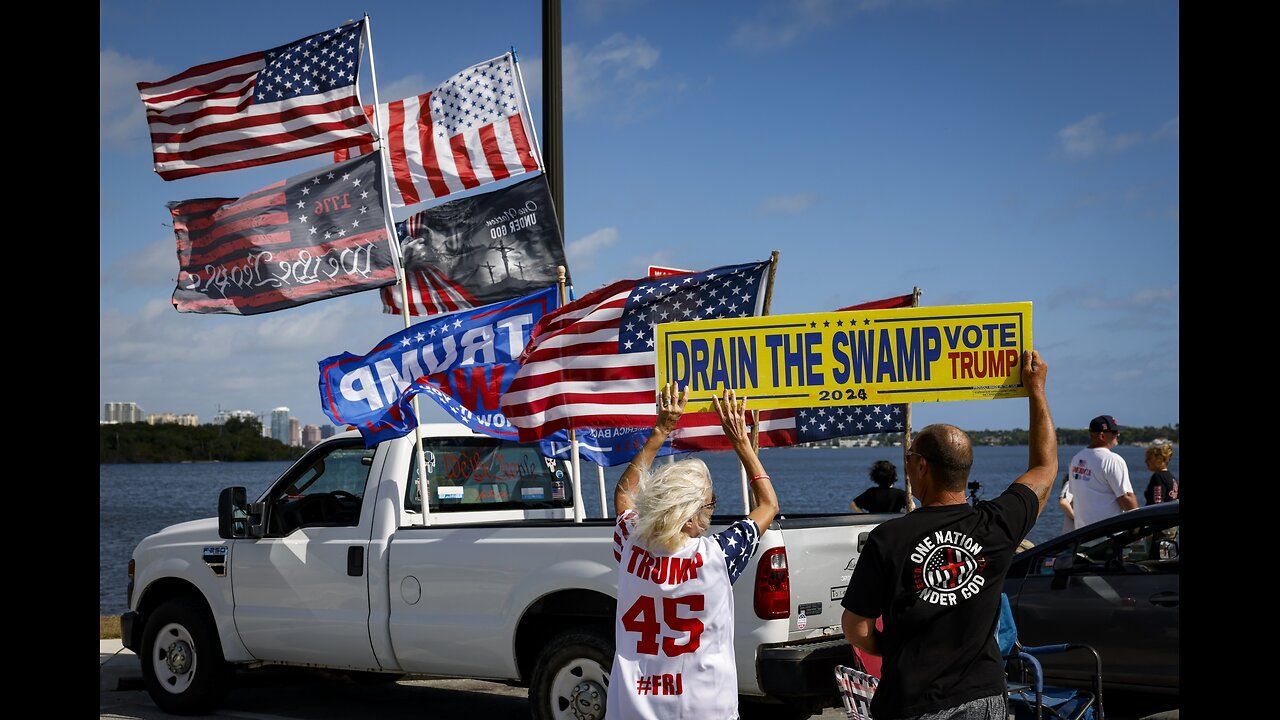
967;481;981;491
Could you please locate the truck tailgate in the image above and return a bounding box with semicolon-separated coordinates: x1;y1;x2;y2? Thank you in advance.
775;513;885;639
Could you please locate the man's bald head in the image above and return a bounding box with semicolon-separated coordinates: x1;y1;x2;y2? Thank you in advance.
914;424;974;492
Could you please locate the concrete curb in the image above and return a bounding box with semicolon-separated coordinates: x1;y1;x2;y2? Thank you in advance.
100;639;142;692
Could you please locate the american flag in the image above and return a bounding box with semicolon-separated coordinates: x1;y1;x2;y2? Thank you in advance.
671;404;906;451
500;260;773;442
380;213;480;316
168;152;396;315
335;52;540;207
137;21;374;181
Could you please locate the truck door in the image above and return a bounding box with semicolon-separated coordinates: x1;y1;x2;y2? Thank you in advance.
231;438;379;669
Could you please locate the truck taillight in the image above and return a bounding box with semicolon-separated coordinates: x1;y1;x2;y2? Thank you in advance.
753;547;790;619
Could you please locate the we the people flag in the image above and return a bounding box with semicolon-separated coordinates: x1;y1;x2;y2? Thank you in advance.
168;152;396;315
318;287;559;446
500;260;773;442
335;52;540;207
138;21;374;181
384;175;568;316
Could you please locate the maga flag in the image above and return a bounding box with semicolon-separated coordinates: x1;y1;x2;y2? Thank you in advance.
500;260;772;442
335;52;540;207
384;175;568;316
138;21;374;180
318;287;559;446
168;152;396;315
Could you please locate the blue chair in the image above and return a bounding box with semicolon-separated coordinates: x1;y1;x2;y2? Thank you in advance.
997;593;1105;720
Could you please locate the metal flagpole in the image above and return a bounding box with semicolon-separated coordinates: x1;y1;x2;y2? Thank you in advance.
511;49;547;173
902;286;922;512
557;266;586;522
597;464;607;518
741;250;781;515
363;14;434;526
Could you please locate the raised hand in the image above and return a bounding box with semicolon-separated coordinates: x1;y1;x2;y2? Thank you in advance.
656;382;688;434
710;388;751;450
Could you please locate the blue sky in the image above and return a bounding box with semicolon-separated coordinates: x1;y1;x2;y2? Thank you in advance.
100;0;1178;433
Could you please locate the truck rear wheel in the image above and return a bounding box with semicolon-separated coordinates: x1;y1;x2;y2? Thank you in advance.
139;597;233;715
529;626;613;720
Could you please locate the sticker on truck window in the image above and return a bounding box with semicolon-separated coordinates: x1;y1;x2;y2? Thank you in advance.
521;487;546;500
424;451;436;474
438;486;464;499
830;586;846;601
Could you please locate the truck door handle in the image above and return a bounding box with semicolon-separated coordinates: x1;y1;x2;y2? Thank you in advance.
858;532;870;553
347;547;363;577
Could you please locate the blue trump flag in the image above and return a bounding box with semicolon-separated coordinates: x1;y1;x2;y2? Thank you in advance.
539;426;682;467
319;286;558;446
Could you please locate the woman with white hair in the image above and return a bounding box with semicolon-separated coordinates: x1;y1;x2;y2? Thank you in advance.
607;384;779;720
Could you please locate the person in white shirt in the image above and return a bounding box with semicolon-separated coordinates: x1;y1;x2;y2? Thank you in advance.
1065;414;1138;528
608;385;779;720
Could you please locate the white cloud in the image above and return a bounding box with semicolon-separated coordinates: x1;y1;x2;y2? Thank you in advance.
379;74;429;104
730;0;951;52
567;227;621;274
759;192;818;214
102;49;166;149
563;34;665;119
1055;114;1179;160
102;238;177;289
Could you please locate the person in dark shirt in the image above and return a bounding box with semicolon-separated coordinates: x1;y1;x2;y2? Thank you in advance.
850;460;908;513
1143;443;1178;505
840;350;1057;720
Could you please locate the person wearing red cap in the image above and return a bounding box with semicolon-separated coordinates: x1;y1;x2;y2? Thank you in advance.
1065;414;1138;528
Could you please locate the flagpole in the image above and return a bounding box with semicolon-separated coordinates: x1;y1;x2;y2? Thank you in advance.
597;464;607;518
902;286;922;513
558;265;586;522
364;14;433;526
741;250;780;515
511;49;547;172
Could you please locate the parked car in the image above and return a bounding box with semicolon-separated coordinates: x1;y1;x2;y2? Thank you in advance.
1003;501;1179;696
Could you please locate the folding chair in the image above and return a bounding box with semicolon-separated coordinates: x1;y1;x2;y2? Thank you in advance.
834;661;879;720
997;593;1105;720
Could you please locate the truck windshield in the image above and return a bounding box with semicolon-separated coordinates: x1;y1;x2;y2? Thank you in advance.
403;437;573;512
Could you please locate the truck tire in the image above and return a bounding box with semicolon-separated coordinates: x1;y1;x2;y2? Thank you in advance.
529;626;613;720
139;597;234;715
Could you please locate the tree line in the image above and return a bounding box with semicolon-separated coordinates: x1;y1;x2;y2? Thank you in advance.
99;418;307;464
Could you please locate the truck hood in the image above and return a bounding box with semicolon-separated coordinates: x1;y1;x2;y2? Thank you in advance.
134;517;221;555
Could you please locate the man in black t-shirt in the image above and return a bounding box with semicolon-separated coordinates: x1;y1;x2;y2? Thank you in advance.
841;350;1057;720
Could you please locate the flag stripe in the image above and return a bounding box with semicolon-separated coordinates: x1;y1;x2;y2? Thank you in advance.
387;98;421;206
479;124;510;181
508;113;540;173
450;133;479;189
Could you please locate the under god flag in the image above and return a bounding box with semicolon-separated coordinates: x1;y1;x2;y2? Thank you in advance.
168;152;397;315
137;20;375;180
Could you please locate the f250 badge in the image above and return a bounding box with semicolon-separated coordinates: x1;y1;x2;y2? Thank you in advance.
202;546;228;577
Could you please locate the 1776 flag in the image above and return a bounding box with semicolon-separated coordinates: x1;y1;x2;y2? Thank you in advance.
168;152;397;315
335;52;540;207
138;21;374;180
500;260;773;442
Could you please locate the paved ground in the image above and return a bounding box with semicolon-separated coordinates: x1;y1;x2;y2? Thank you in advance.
101;640;1177;719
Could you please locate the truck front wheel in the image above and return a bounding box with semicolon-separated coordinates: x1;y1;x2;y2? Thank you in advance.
529;626;613;720
139;597;234;715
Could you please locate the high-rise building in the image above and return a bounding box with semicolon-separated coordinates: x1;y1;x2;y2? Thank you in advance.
301;424;321;448
289;418;301;447
213;409;258;425
104;402;145;423
271;407;291;444
145;413;199;426
320;425;337;439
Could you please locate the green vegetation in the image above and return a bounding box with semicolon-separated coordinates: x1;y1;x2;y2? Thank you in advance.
101;615;121;640
100;417;307;463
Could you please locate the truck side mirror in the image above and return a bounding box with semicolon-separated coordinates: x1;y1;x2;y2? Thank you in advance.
218;487;251;539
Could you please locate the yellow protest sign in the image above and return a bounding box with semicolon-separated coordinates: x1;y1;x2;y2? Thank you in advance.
655;302;1033;412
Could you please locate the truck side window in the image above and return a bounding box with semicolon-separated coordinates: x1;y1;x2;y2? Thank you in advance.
268;440;375;535
404;437;573;513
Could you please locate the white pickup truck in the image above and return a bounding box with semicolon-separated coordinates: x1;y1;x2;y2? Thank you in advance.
121;423;886;719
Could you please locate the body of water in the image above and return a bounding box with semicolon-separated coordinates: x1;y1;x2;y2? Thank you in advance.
100;444;1178;616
